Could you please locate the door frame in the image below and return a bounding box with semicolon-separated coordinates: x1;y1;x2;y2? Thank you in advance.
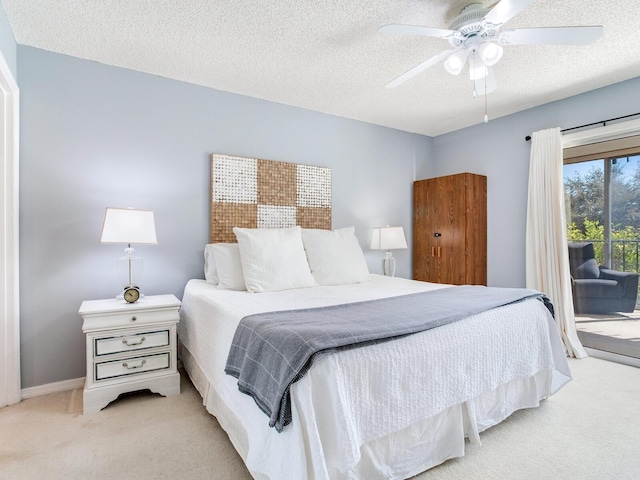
0;48;20;408
563;118;640;148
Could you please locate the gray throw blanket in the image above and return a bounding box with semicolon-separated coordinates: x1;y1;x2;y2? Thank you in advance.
225;285;552;432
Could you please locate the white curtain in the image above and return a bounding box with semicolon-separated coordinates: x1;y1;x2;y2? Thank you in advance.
526;127;587;358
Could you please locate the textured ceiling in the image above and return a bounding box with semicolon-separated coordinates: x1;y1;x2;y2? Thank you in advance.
4;0;640;136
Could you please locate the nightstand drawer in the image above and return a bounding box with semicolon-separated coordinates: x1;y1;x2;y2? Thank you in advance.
95;329;170;356
86;308;179;330
95;352;171;381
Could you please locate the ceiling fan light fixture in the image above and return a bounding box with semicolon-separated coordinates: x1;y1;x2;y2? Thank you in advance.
443;50;469;75
478;42;503;66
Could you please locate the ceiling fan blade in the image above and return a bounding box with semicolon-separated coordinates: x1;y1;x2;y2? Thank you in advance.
379;24;458;39
474;67;497;96
499;26;603;45
385;49;455;88
483;0;536;27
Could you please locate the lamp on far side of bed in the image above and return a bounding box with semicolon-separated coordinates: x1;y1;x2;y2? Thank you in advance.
100;207;158;303
370;226;407;277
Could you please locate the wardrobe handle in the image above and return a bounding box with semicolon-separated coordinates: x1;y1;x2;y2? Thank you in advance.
438;247;442;257
431;246;436;257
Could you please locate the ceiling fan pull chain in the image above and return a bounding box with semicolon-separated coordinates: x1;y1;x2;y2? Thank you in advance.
472;50;478;98
484;74;489;123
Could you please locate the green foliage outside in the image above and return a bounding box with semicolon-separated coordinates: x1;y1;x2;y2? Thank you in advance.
566;219;640;271
564;156;640;273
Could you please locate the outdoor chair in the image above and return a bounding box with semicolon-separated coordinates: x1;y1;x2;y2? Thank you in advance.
567;242;639;314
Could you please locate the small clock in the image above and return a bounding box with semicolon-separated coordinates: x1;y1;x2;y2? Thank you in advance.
123;286;140;303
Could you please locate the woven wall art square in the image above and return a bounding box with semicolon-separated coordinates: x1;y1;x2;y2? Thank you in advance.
210;154;332;242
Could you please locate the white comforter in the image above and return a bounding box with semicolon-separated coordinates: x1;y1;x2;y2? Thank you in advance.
178;275;571;480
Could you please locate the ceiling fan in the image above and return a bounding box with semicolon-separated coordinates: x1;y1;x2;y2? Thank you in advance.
380;0;603;96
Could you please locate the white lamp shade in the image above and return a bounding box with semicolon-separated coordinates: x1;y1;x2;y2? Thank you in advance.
478;42;503;67
370;226;408;250
444;49;469;76
100;207;158;244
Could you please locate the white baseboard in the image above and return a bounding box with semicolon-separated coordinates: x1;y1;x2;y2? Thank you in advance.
584;348;640;368
20;364;186;400
21;377;86;399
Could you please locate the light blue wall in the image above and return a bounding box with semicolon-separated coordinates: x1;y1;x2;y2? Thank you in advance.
427;76;640;288
0;3;17;79
18;46;431;388
414;134;434;180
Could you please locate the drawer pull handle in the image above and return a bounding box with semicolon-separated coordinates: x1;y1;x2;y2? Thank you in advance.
131;316;137;322
122;359;147;370
122;336;146;347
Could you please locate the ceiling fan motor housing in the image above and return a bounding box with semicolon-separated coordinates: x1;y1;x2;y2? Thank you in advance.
449;4;490;29
448;3;498;47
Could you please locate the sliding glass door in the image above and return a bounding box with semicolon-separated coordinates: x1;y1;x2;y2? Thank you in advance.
564;153;640;360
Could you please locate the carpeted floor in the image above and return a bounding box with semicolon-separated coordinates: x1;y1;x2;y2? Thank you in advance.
1;357;639;479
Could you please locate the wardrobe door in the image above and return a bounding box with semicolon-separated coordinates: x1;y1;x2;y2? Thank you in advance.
464;173;487;285
438;174;468;284
413;178;439;282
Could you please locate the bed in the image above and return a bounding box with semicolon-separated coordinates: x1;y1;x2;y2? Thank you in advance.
179;274;570;479
176;154;572;479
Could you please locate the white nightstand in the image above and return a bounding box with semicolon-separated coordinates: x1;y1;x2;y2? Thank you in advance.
79;294;181;414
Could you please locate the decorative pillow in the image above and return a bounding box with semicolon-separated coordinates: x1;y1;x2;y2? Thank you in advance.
575;258;601;279
302;227;370;285
233;226;317;293
204;244;219;284
211;243;246;290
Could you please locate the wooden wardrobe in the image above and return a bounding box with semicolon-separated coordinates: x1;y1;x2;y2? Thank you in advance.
413;172;487;285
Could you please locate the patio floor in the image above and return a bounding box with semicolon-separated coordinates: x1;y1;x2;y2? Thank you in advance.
575;310;640;359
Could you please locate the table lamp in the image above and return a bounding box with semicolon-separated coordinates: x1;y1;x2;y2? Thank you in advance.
370;226;407;277
100;207;157;302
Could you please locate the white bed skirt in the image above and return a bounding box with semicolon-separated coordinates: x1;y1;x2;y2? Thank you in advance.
181;344;562;480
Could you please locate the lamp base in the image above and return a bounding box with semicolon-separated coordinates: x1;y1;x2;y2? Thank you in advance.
117;247;145;302
382;251;396;277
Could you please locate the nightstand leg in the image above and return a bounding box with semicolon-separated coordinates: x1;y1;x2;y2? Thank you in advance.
83;373;180;414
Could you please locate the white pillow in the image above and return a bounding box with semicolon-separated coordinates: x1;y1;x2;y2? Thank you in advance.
301;227;369;285
233;226;317;293
211;243;246;290
203;244;219;284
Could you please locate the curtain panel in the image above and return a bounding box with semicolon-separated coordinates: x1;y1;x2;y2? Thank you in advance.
526;127;587;358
